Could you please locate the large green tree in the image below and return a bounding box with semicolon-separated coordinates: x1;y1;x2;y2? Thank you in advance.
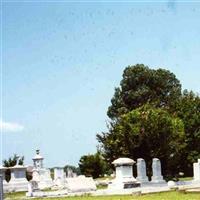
175;90;200;176
79;152;110;178
98;105;185;178
107;64;182;119
95;64;199;179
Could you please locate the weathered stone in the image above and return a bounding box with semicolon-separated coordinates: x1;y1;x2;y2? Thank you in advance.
54;167;66;187
8;163;28;192
167;180;176;188
151;158;165;184
136;158;149;183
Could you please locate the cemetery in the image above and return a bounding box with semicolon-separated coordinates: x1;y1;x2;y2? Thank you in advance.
1;2;200;200
0;149;200;199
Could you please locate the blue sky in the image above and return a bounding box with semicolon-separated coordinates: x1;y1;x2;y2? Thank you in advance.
1;1;200;167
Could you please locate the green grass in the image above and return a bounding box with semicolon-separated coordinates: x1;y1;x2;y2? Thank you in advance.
179;177;193;181
95;176;114;181
4;191;200;200
96;184;108;190
4;191;25;199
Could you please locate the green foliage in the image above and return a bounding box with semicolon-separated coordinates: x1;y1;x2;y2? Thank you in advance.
98;105;185;177
79;152;110;179
107;64;181;119
97;64;200;179
3;154;24;167
175;90;200;175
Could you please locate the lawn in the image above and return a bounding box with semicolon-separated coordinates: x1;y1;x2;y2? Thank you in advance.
4;191;200;200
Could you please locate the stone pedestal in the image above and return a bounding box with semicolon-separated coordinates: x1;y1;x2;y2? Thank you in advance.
108;158;140;190
193;159;200;182
0;174;3;200
136;158;149;183
151;158;165;184
8;165;28;192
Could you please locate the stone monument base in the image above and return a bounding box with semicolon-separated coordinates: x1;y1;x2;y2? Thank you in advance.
151;176;166;184
108;177;140;190
7;178;28;192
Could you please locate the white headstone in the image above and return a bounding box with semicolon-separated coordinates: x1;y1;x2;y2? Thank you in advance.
37;168;53;189
67;168;74;178
136;158;149;183
54;167;65;187
151;158;165;183
167;180;176;188
193;159;200;182
32;169;40;182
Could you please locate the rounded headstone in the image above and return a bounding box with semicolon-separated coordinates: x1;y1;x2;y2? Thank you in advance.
167;180;176;188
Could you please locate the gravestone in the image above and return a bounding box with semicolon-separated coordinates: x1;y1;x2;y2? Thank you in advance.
66;168;77;178
36;168;53;189
66;175;96;192
8;156;28;192
151;158;165;183
67;168;74;178
136;158;149;183
54;167;66;187
193;159;200;182
108;158;140;190
32;169;40;182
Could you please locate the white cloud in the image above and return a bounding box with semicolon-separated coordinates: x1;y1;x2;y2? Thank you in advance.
0;120;24;132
